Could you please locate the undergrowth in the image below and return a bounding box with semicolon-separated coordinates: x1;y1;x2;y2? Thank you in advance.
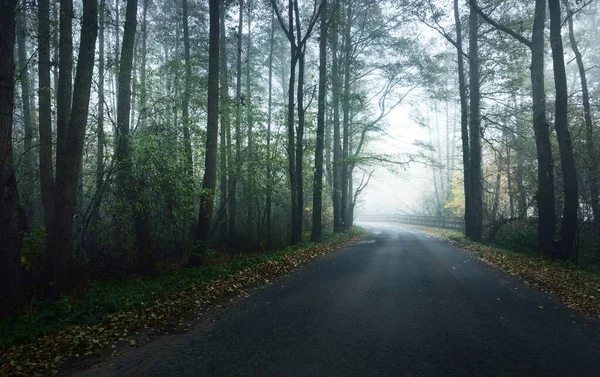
0;228;363;350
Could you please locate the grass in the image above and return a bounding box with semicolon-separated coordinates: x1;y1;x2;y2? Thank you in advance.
0;228;364;350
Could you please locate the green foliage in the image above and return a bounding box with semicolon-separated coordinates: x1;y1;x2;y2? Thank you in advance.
20;228;46;271
492;220;538;254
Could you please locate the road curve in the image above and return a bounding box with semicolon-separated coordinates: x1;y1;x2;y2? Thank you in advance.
73;223;600;377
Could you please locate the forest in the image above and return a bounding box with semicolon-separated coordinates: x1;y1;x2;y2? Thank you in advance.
1;0;599;331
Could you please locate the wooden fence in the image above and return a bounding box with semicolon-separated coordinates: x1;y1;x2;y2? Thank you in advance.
356;214;465;231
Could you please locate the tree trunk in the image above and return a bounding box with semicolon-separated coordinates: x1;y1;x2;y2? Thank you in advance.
38;0;55;230
0;0;22;316
218;4;229;245
548;0;578;258
55;0;73;183
455;0;470;234
468;2;483;241
229;0;243;246
246;2;255;241
286;0;299;244
531;0;555;255
139;0;149;129
44;0;73;293
564;0;599;231
16;1;34;222
95;0;106;223
311;0;328;242
341;0;352;231
295;45;305;243
331;0;342;233
266;10;275;247
191;0;220;265
45;0;98;297
182;0;193;176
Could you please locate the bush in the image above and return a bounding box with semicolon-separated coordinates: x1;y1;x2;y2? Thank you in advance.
492;219;538;254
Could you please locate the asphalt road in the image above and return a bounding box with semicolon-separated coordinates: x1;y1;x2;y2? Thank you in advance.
74;222;600;377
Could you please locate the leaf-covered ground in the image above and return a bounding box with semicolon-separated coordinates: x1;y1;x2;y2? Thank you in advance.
417;226;600;318
0;229;365;377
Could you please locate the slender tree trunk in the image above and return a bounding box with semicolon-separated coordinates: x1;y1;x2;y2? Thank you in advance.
504;127;514;218
295;45;306;243
548;0;578;258
38;0;55;229
0;0;22;316
16;1;33;221
491;153;502;222
182;0;194;176
139;0;149;129
55;0;73;179
229;0;244;246
286;0;299;244
246;2;255;240
266;10;275;247
331;0;342;233
456;0;470;234
340;0;351;230
564;0;599;230
218;4;229;245
312;0;328;242
192;0;220;265
468;2;483;241
95;0;106;223
531;0;556;255
114;0;120;113
46;0;98;297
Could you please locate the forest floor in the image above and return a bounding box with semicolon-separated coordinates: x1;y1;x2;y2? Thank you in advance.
409;225;600;318
0;228;365;377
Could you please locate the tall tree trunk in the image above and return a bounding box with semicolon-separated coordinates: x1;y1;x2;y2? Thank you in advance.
44;0;73;293
95;0;106;223
295;45;305;243
455;0;470;233
38;0;55;230
229;0;244;246
46;0;98;297
468;2;483;241
340;0;351;230
286;0;299;244
0;0;22;316
182;0;193;176
311;0;328;242
218;4;229;245
266;9;275;247
55;0;73;179
331;0;342;233
564;0;599;230
139;0;149;129
548;0;578;258
246;2;254;240
504;126;514;218
16;1;33;222
531;0;555;255
114;0;120;113
191;0;220;265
